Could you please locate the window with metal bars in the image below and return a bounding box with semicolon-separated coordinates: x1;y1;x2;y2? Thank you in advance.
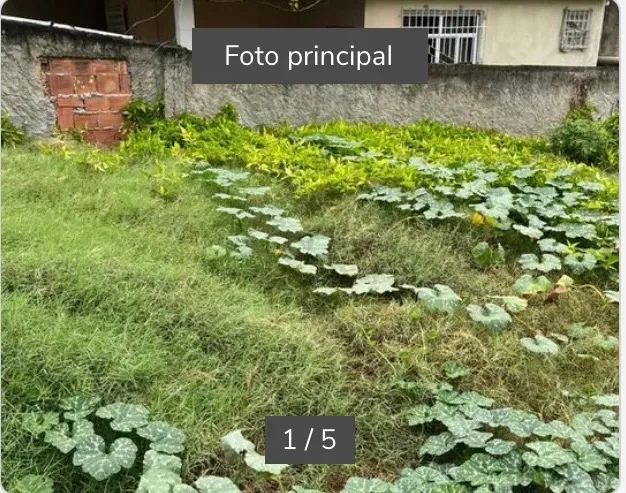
560;9;593;51
402;9;483;64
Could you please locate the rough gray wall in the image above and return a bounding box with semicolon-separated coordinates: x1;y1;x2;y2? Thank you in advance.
1;19;620;137
1;21;170;136
165;48;618;135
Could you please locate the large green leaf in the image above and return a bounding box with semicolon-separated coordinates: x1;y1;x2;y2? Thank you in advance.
249;205;285;217
412;285;462;313
521;441;575;468
72;435;137;481
267;216;304;233
591;394;618;407
512;274;552;296
137;421;186;454
488;408;540;438
419;432;457;456
543;463;597;493
291;235;331;258
60;396;101;421
195;476;242;493
593;434;618;459
96;403;150;432
466;304;512;331
44;419;94;454
351;274;398;294
519;335;559;355
518;254;562;273
563;253;597;274
570;440;609;472
340;477;398;493
488;296;527;313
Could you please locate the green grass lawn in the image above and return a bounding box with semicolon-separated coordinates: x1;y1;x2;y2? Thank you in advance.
1;124;618;492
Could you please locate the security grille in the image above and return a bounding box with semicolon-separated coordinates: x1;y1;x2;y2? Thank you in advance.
560;9;593;51
402;9;483;64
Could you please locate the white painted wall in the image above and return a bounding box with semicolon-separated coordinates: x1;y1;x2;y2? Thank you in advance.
364;0;606;66
174;0;194;50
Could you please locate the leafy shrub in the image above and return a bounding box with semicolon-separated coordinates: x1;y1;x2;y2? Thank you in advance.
1;113;27;148
122;98;165;131
550;106;618;169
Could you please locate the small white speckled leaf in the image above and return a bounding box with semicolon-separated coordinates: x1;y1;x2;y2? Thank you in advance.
221;429;256;461
137;421;186;454
96;403;150;432
72;435;137;481
195;476;242;493
60;395;101;421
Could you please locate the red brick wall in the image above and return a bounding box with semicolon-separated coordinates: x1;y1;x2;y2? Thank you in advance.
43;58;131;146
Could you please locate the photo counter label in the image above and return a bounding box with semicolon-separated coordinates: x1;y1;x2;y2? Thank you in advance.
265;416;356;464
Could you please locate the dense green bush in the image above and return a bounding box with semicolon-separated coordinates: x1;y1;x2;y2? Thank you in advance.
550;106;618;170
1;114;27;148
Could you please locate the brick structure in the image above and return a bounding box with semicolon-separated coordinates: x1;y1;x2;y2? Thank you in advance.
43;58;131;145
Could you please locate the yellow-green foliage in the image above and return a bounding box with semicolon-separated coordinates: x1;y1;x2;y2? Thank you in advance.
41;103;617;202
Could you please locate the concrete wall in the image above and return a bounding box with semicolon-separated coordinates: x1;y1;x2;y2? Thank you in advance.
1;19;619;138
365;0;606;66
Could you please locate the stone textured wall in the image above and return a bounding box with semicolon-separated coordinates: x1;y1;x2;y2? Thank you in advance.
1;19;619;138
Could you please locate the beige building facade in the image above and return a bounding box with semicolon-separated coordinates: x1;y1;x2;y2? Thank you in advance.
365;0;607;66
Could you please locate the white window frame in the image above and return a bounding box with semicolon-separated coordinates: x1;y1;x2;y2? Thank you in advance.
401;8;484;64
560;8;593;51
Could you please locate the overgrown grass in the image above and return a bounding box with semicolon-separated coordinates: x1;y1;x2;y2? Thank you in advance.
2;138;618;492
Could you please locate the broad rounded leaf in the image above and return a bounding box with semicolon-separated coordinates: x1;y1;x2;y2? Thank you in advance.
488;296;527;313
521;441;575;469
60;396;100;421
137;421;186;454
351;274;398;295
519;335;559;355
291;235;331;258
466;304;512;331
518;253;561;273
512;274;552;296
96;403;150;432
340;477;398;493
72;435;137;480
267;216;304;233
419;432;457;456
195;476;242;493
414;285;461;313
217;207;255;220
591;394;618;407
